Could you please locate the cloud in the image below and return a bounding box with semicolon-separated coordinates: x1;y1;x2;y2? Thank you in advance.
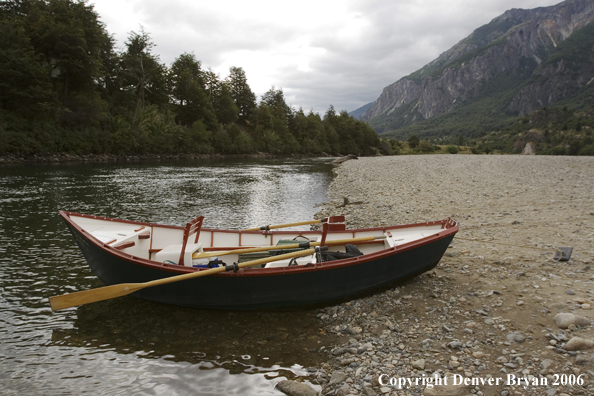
91;0;563;113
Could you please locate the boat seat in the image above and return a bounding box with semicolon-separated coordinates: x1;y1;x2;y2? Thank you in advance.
155;216;204;266
155;242;203;266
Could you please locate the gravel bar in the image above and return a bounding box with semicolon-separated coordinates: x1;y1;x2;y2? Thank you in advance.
307;155;594;396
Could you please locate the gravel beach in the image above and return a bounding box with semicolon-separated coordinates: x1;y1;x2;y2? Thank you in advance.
309;155;594;396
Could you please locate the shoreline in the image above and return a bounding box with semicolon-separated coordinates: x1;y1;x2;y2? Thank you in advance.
312;155;594;396
0;152;340;165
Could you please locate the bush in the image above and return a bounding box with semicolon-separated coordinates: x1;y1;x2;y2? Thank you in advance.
419;140;434;152
446;145;459;154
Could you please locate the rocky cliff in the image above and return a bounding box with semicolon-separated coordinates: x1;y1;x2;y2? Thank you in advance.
362;0;594;134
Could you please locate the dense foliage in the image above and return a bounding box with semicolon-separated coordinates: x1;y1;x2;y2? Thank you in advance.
0;0;381;157
475;106;594;155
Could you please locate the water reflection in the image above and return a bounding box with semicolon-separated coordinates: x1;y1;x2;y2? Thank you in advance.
0;158;334;395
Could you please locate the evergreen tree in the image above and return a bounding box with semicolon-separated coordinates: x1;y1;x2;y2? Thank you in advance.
227;66;256;124
119;28;169;124
169;52;217;129
212;82;239;125
24;0;114;124
0;14;54;116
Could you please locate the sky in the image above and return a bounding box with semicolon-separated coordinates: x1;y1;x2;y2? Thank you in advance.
89;0;563;114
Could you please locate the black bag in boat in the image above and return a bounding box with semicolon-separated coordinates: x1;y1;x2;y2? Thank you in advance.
321;244;363;262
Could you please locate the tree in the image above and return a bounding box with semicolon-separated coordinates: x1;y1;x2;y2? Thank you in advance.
169;52;217;129
119;28;169;124
1;0;114;125
212;82;239;124
408;134;420;149
25;0;113;117
0;15;54;116
227;66;256;124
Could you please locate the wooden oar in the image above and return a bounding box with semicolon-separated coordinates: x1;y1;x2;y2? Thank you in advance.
49;248;319;311
192;235;382;259
242;215;345;231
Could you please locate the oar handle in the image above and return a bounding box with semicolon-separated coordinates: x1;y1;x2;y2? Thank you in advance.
242;219;321;231
242;215;345;232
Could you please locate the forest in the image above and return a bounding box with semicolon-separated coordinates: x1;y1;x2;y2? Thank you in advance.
0;0;382;158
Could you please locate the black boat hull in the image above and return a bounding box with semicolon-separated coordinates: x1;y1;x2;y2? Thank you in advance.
65;220;455;310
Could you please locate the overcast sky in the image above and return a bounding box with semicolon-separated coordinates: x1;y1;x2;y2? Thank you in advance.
90;0;562;114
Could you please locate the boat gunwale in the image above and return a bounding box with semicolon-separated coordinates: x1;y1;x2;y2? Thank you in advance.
59;210;459;277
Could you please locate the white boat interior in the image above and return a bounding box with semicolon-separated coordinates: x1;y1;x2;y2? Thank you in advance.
67;213;449;269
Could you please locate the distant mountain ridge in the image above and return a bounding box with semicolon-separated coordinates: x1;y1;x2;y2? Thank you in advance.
361;0;594;137
348;102;374;119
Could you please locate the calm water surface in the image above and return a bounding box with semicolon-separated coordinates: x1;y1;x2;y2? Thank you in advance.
0;158;336;395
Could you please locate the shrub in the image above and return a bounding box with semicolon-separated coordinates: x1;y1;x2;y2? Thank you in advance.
446;145;459;154
419;140;434;152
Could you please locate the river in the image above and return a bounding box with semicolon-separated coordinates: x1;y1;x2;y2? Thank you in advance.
0;158;336;395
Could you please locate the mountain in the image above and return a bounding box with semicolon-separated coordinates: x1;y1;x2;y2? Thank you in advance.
348;102;374;119
362;0;594;140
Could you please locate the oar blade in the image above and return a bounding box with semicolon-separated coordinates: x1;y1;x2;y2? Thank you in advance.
49;283;142;311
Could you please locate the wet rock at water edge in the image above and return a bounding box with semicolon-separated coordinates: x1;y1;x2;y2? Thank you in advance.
328;371;348;386
276;380;319;396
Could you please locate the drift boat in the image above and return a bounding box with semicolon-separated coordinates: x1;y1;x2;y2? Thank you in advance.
52;211;459;310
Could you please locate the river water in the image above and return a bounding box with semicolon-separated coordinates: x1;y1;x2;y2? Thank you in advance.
0;158;337;395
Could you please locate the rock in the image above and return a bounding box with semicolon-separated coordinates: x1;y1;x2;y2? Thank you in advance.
333;347;348;356
554;313;591;329
564;337;594;351
276;380;319;396
328;372;348;386
363;387;377;396
575;354;593;365
506;331;526;343
412;358;426;370
423;377;469;396
448;341;464;349
541;359;554;370
335;385;351;396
